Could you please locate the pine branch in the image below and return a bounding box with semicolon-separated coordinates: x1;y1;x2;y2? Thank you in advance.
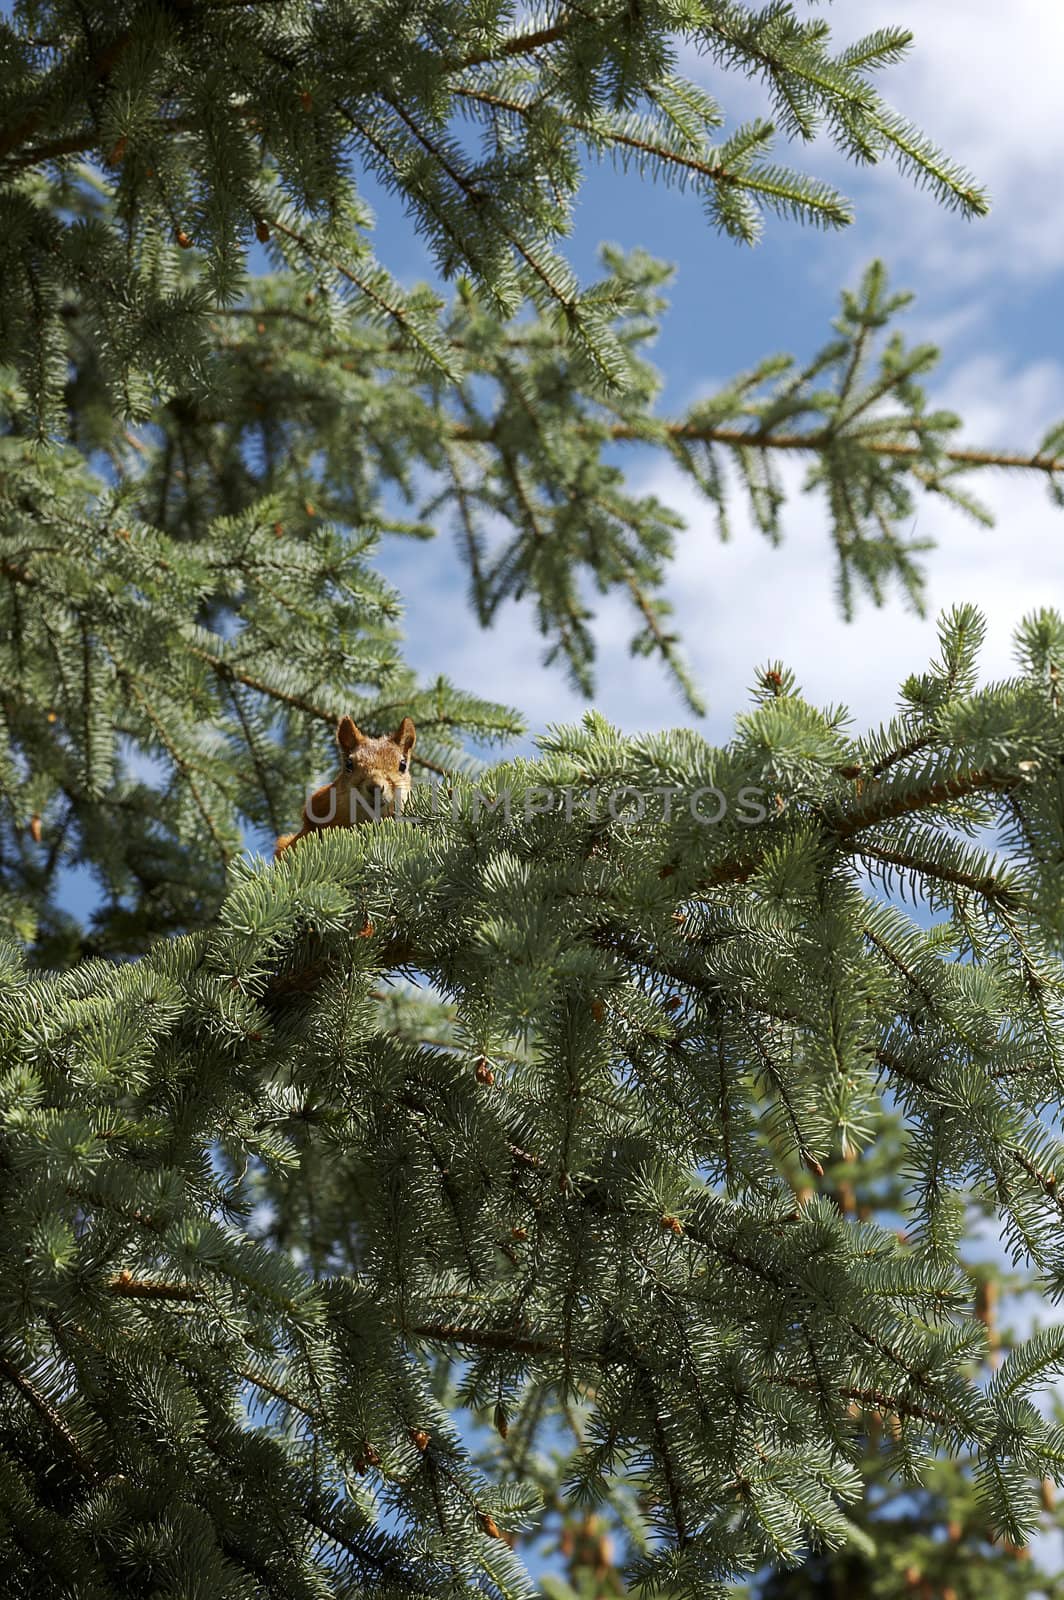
0;1352;104;1485
680;766;1022;896
452;417;1064;479
855;840;1019;902
450;19;577;72
412;1322;568;1359
832;768;1022;841
108;651;233;868
0;32;134;163
772;1372;952;1429
189;648;452;776
108;1271;203;1301
452;86;853;229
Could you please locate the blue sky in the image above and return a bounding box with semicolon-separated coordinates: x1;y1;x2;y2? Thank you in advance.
362;0;1064;756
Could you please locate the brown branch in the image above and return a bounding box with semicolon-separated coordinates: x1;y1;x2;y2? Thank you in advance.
213;304;321;331
0;31;133;162
449;418;1064;480
870;733;935;779
108;1271;203;1301
301;1501;411;1576
833;768;1021;842
237;1365;315;1419
875;1048;1064;1224
188;646;338;722
397;1088;543;1171
412;1310;963;1440
229;680;284;835
0;0;260;164
644;425;1064;477
862;924;938;1017
646;1376;690;1547
109;655;232;867
453;84;769;195
186;646;450;776
1009;1149;1064;1220
66;1186;168;1234
263;212;432;348
6;115;198;173
2;559;459;783
874;1042;933;1091
770;1371;952;1429
854;841;1019;901
450;20;576;72
7;129;109;168
0;1352;103;1483
410;1321;569;1359
686;765;1014;897
370;94;577;316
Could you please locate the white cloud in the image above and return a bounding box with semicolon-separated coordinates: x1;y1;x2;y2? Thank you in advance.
683;0;1064;285
638;356;1064;737
388;354;1064;748
849;0;1064;278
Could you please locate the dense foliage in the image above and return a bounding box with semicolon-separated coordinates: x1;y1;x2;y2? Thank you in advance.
2;4;1064;1597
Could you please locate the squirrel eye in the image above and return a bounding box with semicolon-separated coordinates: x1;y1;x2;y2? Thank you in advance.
398;759;407;774
344;757;354;772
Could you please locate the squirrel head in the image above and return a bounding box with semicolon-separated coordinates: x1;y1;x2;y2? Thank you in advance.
331;714;415;820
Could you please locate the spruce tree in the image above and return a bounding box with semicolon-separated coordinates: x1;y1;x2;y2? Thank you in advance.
2;5;1064;1597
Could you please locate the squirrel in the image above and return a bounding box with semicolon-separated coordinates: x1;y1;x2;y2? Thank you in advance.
274;714;416;858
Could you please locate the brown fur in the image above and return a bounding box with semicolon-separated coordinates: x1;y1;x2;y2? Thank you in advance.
274;715;416;858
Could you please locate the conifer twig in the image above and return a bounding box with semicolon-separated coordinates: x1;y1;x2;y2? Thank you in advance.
107;1271;203;1301
450;418;1064;479
0;1352;103;1483
854;841;1018;901
452;85;852;224
450;18;577;71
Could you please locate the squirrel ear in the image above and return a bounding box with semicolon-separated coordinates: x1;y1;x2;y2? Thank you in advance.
337;716;364;752
392;716;416;755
